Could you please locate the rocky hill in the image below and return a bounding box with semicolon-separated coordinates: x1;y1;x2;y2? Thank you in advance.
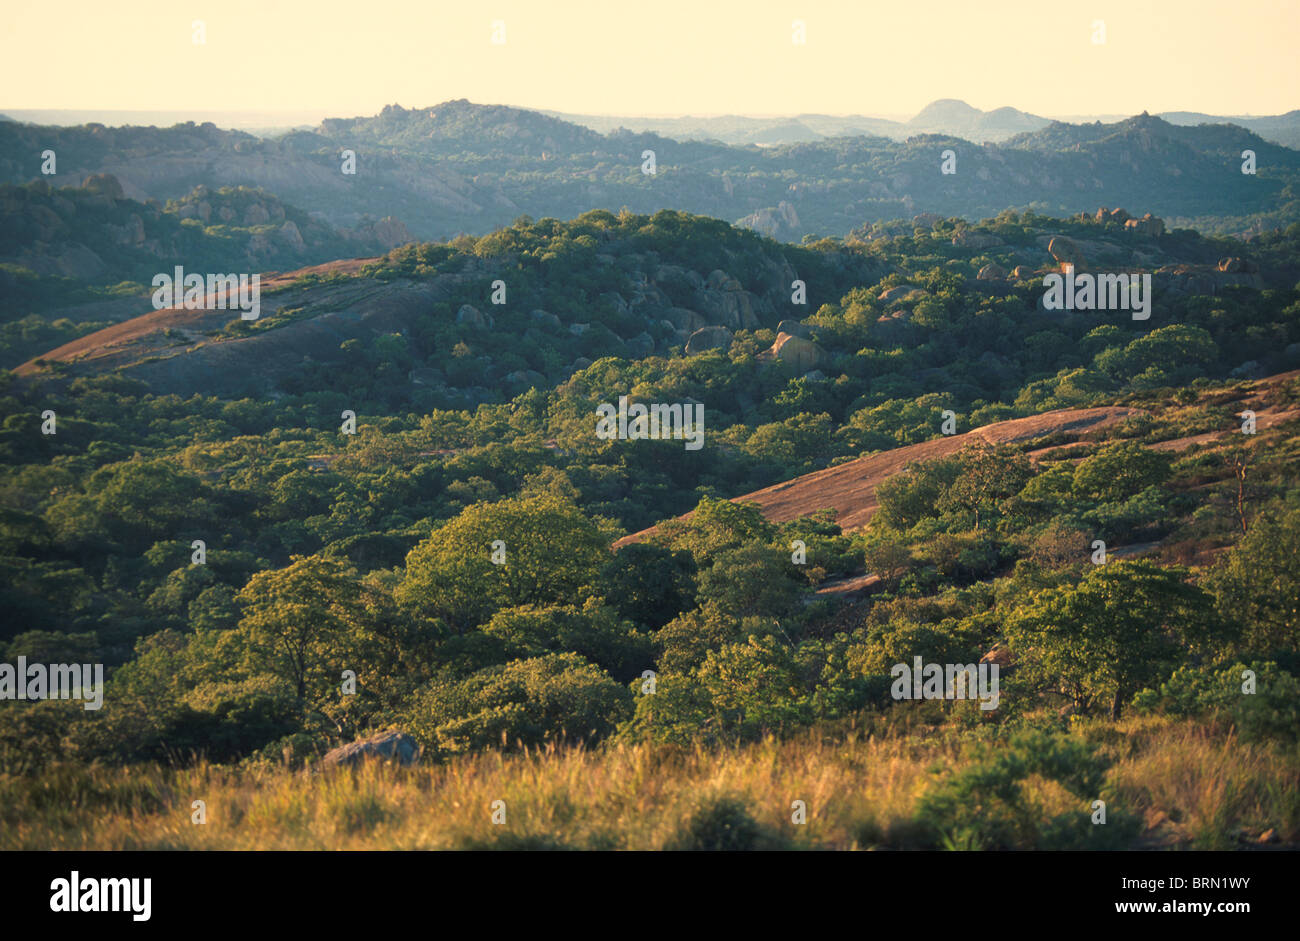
3;104;1298;244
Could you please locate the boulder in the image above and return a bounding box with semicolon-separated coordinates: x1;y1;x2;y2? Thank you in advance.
664;307;707;333
504;369;546;387
685;325;732;355
977;263;1007;281
625;332;655;357
408;367;445;386
1217;257;1258;274
980;644;1013;669
529;309;561;330
1124;213;1165;237
706;269;743;292
81;173;124;200
776;319;810;338
1011;265;1034;280
770;333;828;371
456;304;494;329
600;292;630;314
276;220;307;253
1047;236;1084;268
878;285;913;303
243;203;271;225
369;216;414;249
322;731;419;769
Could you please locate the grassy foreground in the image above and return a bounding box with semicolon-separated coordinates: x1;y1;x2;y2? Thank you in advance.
3;717;1295;851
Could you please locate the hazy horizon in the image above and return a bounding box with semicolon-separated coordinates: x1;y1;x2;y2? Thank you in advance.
3;0;1297;118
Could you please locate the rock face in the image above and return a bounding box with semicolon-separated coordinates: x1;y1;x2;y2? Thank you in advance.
529;308;561;330
366;216;415;249
1047;236;1084;268
81;173;125;200
1092;206;1131;225
1124;213;1165;237
322;731;419;769
737;200;800;240
505;369;546;387
685;325;732;354
980;644;1013;670
770;332;829;371
1217;256;1258;274
878;285;913;303
456;304;494;329
625;331;655;357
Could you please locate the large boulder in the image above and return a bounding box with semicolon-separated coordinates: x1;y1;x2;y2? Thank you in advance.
456;304;494;329
1047;236;1084;268
776;319;810;338
878;285;913;304
322;731;419;769
977;263;1007;281
770;332;829;371
368;216;415;249
81;173;124;200
529;309;561;330
1124;213;1165;237
685;325;732;355
504;369;547;387
625;332;655;357
1217;257;1258;274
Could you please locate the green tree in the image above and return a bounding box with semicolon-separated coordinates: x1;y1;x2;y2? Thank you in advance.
1005;561;1216;719
1072;441;1172;503
397;493;615;630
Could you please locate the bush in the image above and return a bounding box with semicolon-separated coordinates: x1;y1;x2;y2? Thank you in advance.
669;795;787;851
914;729;1141;849
1132;661;1300;743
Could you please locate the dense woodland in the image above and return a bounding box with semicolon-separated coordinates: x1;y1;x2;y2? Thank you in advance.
1;204;1296;847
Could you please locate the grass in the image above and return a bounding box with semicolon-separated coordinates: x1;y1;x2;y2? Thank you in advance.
1;717;1294;850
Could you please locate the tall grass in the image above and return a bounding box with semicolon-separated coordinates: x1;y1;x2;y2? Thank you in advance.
1;718;1293;850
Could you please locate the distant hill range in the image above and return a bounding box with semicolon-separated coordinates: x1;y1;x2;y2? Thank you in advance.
2;100;1298;246
551;98;1300;148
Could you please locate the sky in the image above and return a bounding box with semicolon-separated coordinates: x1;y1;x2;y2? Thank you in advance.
3;0;1297;120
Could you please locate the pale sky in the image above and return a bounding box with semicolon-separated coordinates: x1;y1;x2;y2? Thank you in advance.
3;0;1297;119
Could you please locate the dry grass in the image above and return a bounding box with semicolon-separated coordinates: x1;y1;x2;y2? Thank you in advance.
1;718;1293;850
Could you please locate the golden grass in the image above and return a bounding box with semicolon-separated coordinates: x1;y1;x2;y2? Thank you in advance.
1;718;1293;850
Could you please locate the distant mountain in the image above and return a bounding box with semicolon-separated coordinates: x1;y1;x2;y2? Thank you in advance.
3;102;1298;245
1159;110;1300;149
905;99;1050;140
320;100;608;158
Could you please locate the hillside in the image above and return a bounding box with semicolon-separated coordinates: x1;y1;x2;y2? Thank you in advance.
617;369;1300;548
4;103;1299;245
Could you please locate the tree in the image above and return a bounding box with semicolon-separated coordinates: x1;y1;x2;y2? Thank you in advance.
1005;561;1215;719
403;653;631;755
397;493;614;631
1072;441;1172;503
938;443;1031;531
234;555;373;713
1206;508;1300;657
600;542;696;629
